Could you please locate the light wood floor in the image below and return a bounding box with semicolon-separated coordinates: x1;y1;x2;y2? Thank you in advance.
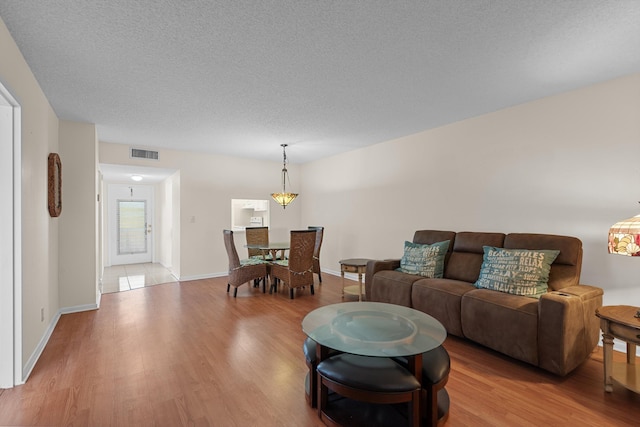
1;273;639;426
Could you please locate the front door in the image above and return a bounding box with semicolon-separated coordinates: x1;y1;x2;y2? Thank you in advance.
108;184;153;265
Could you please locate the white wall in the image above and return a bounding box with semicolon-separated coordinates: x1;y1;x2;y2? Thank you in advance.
171;171;181;278
300;73;640;307
156;174;172;268
98;144;302;280
58;120;99;308
0;17;60;371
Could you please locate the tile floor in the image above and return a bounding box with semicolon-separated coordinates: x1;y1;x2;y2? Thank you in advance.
101;263;178;294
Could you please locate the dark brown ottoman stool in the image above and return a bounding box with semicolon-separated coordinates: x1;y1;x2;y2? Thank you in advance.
394;345;451;427
317;353;421;427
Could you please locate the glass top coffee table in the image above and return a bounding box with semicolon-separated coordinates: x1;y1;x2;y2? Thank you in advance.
303;301;446;357
303;302;447;426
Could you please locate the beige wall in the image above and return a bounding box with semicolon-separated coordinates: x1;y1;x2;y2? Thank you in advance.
0;17;59;369
101;74;640;308
300;73;640;307
99;144;302;279
59;120;98;308
1;18;99;376
171;171;181;277
155;171;180;272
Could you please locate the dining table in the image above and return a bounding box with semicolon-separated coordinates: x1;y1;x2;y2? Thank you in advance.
244;242;289;261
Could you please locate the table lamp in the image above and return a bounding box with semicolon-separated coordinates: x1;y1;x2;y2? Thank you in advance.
608;214;640;256
608;212;640;317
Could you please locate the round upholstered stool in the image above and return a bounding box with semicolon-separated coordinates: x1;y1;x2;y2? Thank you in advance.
303;337;319;407
317;353;421;427
394;345;451;427
303;337;341;408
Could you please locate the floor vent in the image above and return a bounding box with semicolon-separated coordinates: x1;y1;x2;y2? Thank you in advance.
130;148;159;160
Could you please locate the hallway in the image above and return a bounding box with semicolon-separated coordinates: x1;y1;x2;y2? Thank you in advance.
101;263;177;293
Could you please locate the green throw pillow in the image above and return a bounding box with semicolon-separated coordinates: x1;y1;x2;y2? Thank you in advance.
474;246;560;298
395;240;450;278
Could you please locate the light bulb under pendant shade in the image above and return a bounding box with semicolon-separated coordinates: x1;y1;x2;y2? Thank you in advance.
271;144;298;209
271;192;298;208
608;214;640;256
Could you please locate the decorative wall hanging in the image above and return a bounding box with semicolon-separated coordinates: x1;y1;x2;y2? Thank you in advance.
48;152;62;217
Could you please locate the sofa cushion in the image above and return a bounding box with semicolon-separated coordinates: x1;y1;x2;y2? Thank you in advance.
396;240;450;278
504;233;582;291
413;230;456;247
461;289;539;366
370;270;423;307
444;232;506;282
474;246;560;298
411;278;475;337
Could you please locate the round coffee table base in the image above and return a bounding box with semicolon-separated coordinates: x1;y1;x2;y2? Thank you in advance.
319;389;449;427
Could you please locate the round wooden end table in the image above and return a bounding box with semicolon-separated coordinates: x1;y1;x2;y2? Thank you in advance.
339;258;370;301
596;305;640;393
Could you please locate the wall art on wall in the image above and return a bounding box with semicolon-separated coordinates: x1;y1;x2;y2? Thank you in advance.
48;152;62;217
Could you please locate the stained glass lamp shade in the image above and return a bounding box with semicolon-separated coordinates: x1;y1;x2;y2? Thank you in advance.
608;214;640;256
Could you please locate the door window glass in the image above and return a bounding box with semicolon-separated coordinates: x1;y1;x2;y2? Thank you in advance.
117;200;147;254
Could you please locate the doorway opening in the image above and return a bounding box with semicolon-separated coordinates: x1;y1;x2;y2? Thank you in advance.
0;81;22;388
99;163;179;290
108;184;154;266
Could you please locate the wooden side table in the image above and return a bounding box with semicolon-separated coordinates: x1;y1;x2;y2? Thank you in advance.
596;305;640;393
339;258;369;301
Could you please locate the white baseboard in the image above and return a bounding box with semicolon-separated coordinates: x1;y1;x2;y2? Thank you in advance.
22;311;60;382
21;302;98;383
181;269;344;283
324;268;363;282
178;272;226;282
60;303;99;315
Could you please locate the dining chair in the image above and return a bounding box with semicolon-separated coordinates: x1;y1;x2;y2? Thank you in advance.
223;230;269;297
270;229;316;299
245;226;270;260
308;226;324;283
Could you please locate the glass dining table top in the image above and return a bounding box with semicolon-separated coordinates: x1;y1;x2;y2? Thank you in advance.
244;242;289;250
302;302;447;357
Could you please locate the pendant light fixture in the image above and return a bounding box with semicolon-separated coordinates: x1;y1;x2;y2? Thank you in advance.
271;144;298;209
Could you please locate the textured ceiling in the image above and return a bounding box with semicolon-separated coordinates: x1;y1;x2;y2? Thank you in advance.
1;1;640;164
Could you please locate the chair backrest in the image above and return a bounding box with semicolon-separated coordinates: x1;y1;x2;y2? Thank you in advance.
288;230;316;274
223;230;241;270
308;226;324;258
246;226;269;258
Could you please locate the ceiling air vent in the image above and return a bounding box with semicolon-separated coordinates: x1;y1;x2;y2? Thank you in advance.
130;148;159;160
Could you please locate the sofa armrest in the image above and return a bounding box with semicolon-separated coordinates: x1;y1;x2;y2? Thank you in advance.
365;259;400;298
537;284;604;375
552;284;603;301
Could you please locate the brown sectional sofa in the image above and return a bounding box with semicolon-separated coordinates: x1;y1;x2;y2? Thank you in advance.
365;230;604;376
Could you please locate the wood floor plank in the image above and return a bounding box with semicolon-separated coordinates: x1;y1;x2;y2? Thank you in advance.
1;273;639;426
